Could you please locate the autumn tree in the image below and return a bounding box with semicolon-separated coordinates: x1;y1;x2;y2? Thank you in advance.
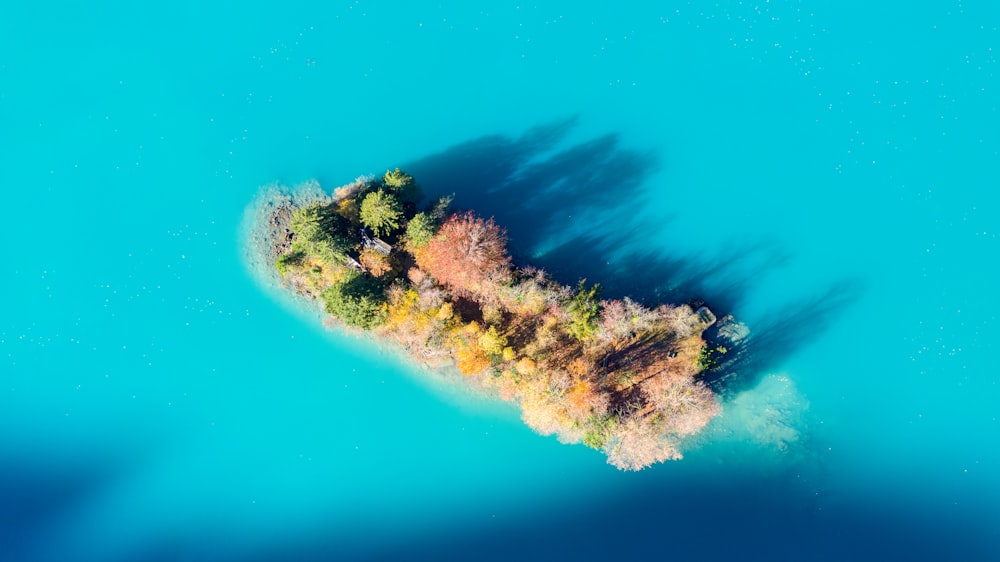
478;325;508;358
359;247;392;277
605;415;682;470
360;190;403;236
643;375;720;436
417;212;511;298
597;297;658;345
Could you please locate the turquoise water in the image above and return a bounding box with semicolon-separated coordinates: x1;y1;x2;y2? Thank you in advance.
2;2;998;560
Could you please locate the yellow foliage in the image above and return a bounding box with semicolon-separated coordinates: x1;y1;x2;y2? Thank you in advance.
384;289;425;331
301;258;348;289
566;380;593;412
515;357;537;375
569;358;590;377
502;346;516;362
455;343;491;375
482;305;503;325
436;302;454;321
478;325;508;356
543;315;559;330
337;198;360;224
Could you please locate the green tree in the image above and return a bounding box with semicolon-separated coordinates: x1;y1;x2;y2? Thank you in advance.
360;190;403;237
290;205;324;243
321;272;387;329
383;168;420;202
582;413;617;450
566;279;602;341
275;252;303;275
383;168;413;189
696;344;727;372
405;212;435;248
290;203;353;265
316;203;353;242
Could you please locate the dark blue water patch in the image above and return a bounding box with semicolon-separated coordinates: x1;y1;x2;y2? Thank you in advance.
269;466;998;562
0;458;118;562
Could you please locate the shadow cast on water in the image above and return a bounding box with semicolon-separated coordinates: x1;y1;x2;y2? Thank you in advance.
405;118;862;394
703;279;865;395
406;116;653;269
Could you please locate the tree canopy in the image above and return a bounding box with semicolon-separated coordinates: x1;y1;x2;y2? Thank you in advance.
383;168;420;202
321;272;387;329
383;168;413;189
360;190;403;237
417;211;511;296
478;325;508;357
405;212;436;249
290;203;352;265
566;279;602;341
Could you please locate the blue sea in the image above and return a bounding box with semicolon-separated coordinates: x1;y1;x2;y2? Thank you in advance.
2;2;998;560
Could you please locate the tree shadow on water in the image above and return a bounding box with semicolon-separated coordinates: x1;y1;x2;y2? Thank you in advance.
703;279;865;394
406;116;652;260
405;118;862;394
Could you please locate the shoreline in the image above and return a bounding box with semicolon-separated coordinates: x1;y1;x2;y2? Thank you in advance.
245;172;729;470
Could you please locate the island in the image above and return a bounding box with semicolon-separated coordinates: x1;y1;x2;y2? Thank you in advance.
248;170;725;470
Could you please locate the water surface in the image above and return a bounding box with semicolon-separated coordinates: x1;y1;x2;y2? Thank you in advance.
1;2;998;560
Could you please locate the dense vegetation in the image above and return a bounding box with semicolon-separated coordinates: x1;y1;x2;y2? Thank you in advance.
271;170;721;470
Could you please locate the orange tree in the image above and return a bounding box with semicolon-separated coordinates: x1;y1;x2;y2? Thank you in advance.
417;211;511;298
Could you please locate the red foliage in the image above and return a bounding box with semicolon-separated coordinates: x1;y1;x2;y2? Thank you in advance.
417;212;511;298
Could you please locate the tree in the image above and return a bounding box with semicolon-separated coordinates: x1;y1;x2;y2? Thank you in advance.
405;212;435;249
290;204;352;265
275;252;303;275
429;195;453;221
566;279;602;341
360;190;403;237
383;168;412;188
290;204;323;243
605;415;682;470
321;272;387;329
359;247;392;277
478;325;508;357
417;212;511;297
696;343;727;371
597;297;658;344
383;168;420;202
582;413;618;450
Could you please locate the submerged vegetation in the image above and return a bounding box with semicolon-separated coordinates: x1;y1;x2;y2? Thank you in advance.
261;170;723;470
